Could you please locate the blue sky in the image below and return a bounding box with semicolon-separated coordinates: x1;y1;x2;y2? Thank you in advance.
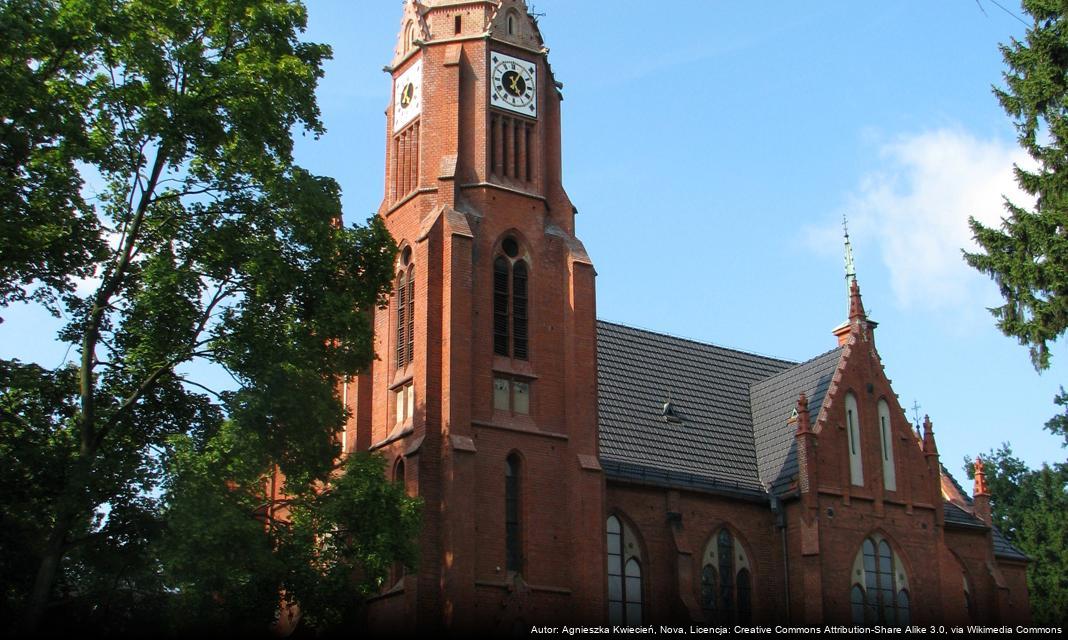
3;1;1063;481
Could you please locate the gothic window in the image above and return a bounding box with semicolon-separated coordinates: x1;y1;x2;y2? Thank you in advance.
505;454;522;572
493;237;529;360
964;573;975;622
700;564;716;618
850;535;910;625
404;20;416;52
396;250;415;370
846;392;864;486
700;528;752;624
607;515;643;625
878;399;896;491
507;11;517;35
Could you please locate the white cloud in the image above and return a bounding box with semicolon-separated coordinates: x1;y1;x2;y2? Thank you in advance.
818;128;1033;310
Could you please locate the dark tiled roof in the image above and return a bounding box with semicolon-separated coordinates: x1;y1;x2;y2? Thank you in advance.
940;469;1029;561
750;347;843;494
992;527;1029;561
943;502;984;528
597;321;792;494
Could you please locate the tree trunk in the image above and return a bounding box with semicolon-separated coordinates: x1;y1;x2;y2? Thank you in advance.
21;507;76;633
20;456;91;634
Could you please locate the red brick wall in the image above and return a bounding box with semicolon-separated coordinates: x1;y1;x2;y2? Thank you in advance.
357;3;603;632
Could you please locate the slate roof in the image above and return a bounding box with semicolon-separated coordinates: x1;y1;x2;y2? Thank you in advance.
597;321;793;496
943;502;984;528
596;320;1030;563
992;527;1029;561
940;467;1030;561
750;347;843;494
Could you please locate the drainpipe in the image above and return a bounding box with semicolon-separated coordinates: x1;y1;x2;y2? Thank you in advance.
768;489;790;621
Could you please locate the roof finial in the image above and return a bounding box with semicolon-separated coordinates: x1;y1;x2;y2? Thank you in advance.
844;215;856;308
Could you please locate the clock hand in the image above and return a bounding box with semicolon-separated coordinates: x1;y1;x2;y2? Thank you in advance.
509;75;520;94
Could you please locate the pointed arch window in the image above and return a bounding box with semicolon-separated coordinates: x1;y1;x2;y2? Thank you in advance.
700;528;752;624
505;454;522;572
850;535;910;625
396;257;415;370
493;237;529;360
607;515;643;625
846;392;864;486
878;399;896;491
394;251;415;425
404;20;417;53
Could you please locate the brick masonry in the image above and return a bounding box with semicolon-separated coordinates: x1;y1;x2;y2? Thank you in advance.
345;1;1031;632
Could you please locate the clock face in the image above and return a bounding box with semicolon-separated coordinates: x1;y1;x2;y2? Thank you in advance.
393;58;422;132
490;52;537;118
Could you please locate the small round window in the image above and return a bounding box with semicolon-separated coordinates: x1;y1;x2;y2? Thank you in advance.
502;237;519;258
401;245;412;266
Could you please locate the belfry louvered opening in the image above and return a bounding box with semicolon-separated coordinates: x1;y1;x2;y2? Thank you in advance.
492;245;529;361
489;112;534;182
396;264;415;369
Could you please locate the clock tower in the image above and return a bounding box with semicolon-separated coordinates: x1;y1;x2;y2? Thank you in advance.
347;0;604;632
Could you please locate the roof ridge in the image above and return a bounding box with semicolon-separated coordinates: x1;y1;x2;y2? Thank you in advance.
750;345;844;391
597;318;797;366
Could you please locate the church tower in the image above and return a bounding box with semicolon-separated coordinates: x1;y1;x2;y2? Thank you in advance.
346;1;604;631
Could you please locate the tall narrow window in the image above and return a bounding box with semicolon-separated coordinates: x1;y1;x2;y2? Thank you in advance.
851;534;910;625
701;528;753;624
492;237;529;360
700;565;717;618
607;515;643;625
737;569;752;624
396;258;415;370
878;399;896;491
846;392;864;486
494;257;510;356
404;21;416;52
505;454;521;572
718;530;734;620
512;261;528;359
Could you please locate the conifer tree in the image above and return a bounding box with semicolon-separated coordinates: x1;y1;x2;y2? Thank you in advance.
966;0;1068;446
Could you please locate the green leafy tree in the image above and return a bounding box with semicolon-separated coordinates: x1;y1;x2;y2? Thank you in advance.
965;0;1068;445
967;446;1068;625
0;0;417;634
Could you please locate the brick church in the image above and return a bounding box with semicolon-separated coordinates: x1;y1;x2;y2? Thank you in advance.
339;0;1032;632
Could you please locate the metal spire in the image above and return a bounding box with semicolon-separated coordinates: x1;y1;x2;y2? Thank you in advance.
843;215;856;314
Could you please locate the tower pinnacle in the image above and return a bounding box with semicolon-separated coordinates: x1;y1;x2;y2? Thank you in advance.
843;215;856;312
832;216;874;345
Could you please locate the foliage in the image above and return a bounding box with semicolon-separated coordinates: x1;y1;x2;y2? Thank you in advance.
966;0;1068;374
966;446;1068;625
0;0;415;634
160;429;420;635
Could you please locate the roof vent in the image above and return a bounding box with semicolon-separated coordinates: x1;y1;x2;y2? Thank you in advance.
661;401;682;423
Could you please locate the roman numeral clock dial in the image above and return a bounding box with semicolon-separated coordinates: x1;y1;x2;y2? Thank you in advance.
393;58;422;133
491;52;537;118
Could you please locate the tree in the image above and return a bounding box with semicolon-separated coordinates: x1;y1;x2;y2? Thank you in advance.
966;1;1068;446
966;0;1068;374
0;0;416;633
966;446;1068;625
